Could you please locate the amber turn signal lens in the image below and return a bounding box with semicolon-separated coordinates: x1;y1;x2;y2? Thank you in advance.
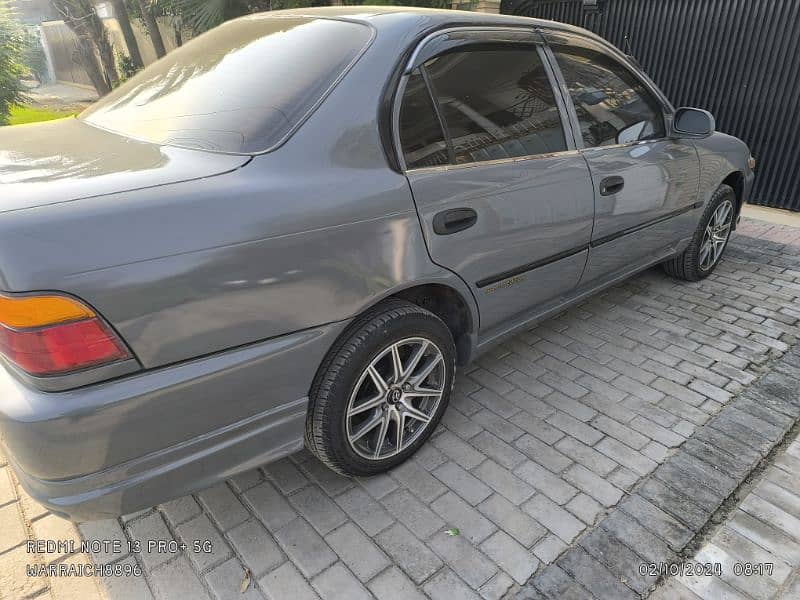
0;294;96;329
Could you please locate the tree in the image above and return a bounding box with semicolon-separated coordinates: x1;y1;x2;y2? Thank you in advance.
111;0;144;69
0;3;27;125
136;0;166;58
50;0;119;94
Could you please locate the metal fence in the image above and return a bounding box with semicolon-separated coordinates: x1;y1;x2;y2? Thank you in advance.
501;0;800;211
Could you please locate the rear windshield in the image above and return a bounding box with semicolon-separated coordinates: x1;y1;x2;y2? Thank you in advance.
80;16;372;154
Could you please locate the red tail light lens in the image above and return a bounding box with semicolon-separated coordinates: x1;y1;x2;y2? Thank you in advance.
0;293;132;376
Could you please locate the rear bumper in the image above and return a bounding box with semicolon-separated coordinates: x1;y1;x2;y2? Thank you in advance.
0;321;347;521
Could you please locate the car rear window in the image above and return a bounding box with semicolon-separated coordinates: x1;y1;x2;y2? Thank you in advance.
80;16;372;154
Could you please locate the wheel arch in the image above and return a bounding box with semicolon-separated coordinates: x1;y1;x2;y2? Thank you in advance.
722;171;745;229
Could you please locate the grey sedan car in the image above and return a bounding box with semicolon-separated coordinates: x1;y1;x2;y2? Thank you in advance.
0;7;753;520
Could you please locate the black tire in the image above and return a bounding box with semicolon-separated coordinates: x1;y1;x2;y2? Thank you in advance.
662;184;736;281
305;299;456;476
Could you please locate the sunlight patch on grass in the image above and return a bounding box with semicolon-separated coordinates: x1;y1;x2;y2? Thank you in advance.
7;106;75;125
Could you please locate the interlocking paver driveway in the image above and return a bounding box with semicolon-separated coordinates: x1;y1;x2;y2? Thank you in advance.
1;217;799;600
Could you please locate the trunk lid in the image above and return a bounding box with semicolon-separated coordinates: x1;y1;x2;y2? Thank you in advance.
0;118;249;212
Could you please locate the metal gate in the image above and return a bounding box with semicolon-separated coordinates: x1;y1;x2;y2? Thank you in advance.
501;0;800;211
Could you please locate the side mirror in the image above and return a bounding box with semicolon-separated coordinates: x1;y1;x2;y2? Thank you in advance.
672;107;715;139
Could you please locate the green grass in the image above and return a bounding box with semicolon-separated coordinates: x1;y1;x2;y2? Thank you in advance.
7;105;75;125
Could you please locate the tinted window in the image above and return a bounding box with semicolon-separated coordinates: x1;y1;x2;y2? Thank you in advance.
399;70;450;169
80;17;371;154
423;47;567;164
553;46;666;147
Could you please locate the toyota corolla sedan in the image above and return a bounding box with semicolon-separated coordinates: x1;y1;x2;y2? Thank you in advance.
0;7;754;520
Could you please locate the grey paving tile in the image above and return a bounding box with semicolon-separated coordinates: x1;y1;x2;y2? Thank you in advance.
273;518;336;578
375;523;443;584
325;522;390;581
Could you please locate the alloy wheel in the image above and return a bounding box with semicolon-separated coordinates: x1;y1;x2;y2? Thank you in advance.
345;337;446;460
699;199;733;271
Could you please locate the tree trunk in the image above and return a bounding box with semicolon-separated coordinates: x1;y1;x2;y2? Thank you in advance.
110;0;143;69
136;0;166;58
51;0;117;94
74;35;111;95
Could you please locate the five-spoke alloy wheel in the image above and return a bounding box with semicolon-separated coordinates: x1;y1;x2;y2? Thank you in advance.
305;300;455;476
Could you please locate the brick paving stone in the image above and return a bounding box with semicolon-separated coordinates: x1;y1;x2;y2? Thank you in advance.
523;494;585;543
375;523;443;584
263;457;309;494
333;486;394;536
78;518;128;565
273;518;336;578
325;522;390;581
595;437;657;476
532;534;568;564
470;431;527;469
205;557;263;600
579;526;657;595
430;529;498;588
531;564;593;600
562;464;623;507
260;561;320;600
160;495;202;527
0;543;49;599
368;567;427;600
197;482;250;531
100;555;154;600
480;572;515;600
600;509;673;564
424;567;481;600
432;491;497;544
227;518;284;577
591;415;650;449
433;461;493;505
478;493;546;547
381;489;444;538
311;562;371;600
472;459;535;505
565;493;604;525
617;494;693;551
176;513;231;573
558;547;638;600
513;435;572;473
554;436;618;476
480;530;539;584
150;556;212;600
127;512;179;571
431;430;486;469
244;481;297;531
391;458;447;502
287;485;348;535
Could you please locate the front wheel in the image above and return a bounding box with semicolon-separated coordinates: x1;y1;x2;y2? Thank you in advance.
305;300;455;476
662;184;736;281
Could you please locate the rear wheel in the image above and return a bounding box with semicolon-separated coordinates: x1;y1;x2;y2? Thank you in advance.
305;300;455;476
663;184;735;281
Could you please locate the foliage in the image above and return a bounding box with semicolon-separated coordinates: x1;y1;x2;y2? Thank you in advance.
0;3;28;125
117;51;140;82
6;105;75;125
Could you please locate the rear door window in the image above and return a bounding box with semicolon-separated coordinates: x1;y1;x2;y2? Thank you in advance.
423;46;567;165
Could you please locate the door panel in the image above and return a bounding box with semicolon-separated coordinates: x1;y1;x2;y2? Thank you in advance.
545;34;701;284
407;155;594;332
398;36;596;334
580;140;701;283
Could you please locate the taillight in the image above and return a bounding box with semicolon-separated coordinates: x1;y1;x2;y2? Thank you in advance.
0;293;131;376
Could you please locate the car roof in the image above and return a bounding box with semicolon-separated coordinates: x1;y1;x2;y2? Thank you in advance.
244;6;598;40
